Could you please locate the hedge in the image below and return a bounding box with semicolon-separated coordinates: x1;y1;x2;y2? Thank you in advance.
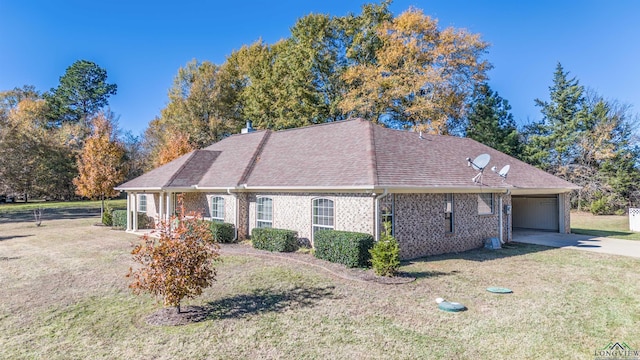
251;228;298;252
209;222;236;243
314;230;374;268
112;210;127;229
111;211;154;230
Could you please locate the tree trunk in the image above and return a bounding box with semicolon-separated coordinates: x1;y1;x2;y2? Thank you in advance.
176;304;181;314
100;194;104;221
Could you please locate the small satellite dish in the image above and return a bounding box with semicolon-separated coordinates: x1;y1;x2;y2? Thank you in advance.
498;165;510;179
470;154;490;171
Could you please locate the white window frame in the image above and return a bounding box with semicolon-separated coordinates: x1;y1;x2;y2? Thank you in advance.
312;198;334;238
138;194;147;213
379;194;394;236
478;193;494;215
445;193;454;233
211;196;225;222
256;197;273;228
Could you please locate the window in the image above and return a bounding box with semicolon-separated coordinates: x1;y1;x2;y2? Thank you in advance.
211;196;225;222
379;194;394;236
256;197;273;228
312;198;334;238
478;193;494;215
138;194;147;212
445;193;454;233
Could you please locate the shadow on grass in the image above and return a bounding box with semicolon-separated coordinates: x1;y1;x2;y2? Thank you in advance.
206;286;338;320
0;208;100;224
0;234;34;242
400;269;459;279
413;242;554;263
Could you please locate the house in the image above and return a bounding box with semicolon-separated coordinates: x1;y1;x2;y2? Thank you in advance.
115;119;578;259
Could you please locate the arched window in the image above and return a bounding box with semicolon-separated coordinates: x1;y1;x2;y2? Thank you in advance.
312;198;334;238
211;196;225;222
256;197;273;228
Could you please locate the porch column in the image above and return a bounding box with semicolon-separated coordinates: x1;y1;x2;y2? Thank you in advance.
132;192;138;231
166;192;172;218
126;192;132;231
158;192;165;223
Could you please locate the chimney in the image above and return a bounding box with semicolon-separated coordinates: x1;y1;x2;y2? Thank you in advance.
241;120;255;134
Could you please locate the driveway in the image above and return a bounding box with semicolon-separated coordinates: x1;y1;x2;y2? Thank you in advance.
513;229;640;259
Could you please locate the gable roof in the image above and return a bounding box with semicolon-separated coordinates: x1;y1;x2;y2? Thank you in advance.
116;119;578;194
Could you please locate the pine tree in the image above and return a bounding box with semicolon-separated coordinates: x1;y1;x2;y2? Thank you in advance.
465;83;521;157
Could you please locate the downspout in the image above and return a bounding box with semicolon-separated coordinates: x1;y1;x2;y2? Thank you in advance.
227;187;238;241
499;189;511;244
374;189;389;241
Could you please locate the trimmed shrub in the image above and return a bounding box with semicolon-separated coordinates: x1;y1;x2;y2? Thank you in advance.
138;213;154;229
209;222;236;243
112;210;127;229
314;230;374;268
251;228;298;252
370;233;400;277
102;203;113;226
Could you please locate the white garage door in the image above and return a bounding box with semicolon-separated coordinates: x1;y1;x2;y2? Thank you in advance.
512;195;559;231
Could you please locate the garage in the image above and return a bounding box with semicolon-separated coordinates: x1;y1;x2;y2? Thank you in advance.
512;195;560;231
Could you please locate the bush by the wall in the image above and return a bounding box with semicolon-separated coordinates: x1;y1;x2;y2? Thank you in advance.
314;230;373;268
251;228;298;252
112;210;127;229
369;233;400;277
209;222;236;243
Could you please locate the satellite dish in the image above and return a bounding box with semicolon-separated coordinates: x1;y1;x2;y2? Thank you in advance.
470;154;490;171
498;165;510;179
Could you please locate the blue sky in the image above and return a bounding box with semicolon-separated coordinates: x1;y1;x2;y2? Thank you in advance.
1;1;638;135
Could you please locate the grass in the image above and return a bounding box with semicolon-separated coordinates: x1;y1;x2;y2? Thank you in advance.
0;199;126;213
571;211;640;240
1;218;640;359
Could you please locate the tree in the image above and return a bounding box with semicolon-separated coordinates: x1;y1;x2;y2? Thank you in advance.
154;131;195;167
73;113;126;217
127;198;221;313
339;8;491;133
45;60;117;126
465;83;521;157
523;63;586;170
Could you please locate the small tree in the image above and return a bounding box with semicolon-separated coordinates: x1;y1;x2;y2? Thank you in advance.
369;222;400;277
127;198;221;313
73;113;125;218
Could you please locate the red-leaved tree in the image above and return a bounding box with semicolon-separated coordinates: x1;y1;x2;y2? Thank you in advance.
127;197;221;313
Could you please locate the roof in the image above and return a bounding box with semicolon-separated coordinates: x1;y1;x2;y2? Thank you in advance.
116;119;578;194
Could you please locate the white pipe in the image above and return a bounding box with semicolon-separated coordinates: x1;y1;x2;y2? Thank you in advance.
499;194;503;244
227;188;238;241
374;189;389;241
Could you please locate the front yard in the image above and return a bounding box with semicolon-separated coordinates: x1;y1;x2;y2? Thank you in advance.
1;218;639;359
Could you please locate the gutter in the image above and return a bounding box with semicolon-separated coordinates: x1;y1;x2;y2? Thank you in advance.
374;189;389;241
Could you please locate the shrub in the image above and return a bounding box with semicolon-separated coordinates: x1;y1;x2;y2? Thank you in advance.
112;210;127;229
590;197;610;215
209;222;236;243
251;228;298;252
314;230;374;268
102;203;113;226
138;213;155;229
369;224;400;277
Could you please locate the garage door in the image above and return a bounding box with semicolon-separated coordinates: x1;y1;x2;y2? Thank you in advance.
512;195;559;231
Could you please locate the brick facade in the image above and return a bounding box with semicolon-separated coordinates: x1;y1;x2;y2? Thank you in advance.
394;193;505;259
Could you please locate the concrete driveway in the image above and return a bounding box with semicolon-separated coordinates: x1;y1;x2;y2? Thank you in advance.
513;230;640;259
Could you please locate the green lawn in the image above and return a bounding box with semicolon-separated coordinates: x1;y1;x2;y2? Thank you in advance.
0;199;126;213
571;211;640;240
1;218;639;359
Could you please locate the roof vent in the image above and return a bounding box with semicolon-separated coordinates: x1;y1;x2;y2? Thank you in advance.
241;120;256;134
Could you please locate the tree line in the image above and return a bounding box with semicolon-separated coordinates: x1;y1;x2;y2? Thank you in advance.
1;1;638;214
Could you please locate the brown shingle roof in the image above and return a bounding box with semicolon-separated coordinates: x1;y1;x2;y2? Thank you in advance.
116;118;578;192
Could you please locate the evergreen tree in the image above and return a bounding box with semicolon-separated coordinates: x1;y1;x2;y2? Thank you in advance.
465;83;521;157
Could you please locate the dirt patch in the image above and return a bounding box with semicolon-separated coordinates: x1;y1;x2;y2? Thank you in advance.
146;306;210;326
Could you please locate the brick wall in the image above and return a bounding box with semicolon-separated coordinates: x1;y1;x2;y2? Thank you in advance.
394;193;503;259
244;192;375;245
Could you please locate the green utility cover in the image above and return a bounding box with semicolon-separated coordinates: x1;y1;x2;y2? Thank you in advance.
486;287;513;294
438;301;467;312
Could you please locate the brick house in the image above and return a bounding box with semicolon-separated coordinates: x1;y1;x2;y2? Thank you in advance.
115;119;578;259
